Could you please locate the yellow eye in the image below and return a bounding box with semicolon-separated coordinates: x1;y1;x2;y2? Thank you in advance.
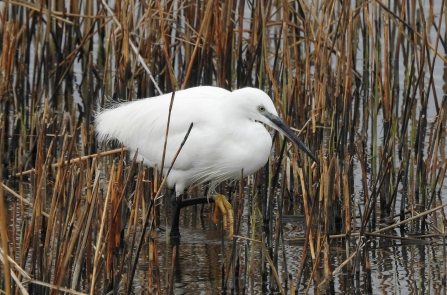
258;105;266;112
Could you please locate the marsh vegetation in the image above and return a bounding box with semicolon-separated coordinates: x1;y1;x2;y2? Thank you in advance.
1;0;447;294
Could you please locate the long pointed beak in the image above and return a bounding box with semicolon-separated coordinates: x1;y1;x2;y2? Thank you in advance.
264;113;319;165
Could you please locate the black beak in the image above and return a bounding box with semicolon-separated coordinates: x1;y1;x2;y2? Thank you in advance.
264;113;319;165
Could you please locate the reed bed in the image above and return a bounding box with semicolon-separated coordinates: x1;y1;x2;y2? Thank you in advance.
0;0;447;294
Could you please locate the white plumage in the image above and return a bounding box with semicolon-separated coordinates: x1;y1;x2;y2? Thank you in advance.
95;86;317;196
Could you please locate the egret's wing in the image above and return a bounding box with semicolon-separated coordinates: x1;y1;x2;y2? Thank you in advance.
95;86;231;171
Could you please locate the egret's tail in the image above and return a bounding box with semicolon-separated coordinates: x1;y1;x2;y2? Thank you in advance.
95;102;131;143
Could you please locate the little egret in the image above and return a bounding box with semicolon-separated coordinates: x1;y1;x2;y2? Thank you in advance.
95;86;318;239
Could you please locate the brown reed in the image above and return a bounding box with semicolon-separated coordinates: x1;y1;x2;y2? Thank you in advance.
0;1;446;294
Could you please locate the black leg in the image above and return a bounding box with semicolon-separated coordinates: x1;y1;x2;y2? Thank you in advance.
169;193;216;241
170;190;182;240
180;197;214;209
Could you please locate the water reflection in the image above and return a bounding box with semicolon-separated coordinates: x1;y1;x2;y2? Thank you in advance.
134;195;447;294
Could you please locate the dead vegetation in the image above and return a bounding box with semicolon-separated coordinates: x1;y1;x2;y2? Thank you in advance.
0;0;447;294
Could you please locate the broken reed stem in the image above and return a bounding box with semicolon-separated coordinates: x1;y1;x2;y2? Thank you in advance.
289;201;447;241
16;147;127;176
1;183;49;217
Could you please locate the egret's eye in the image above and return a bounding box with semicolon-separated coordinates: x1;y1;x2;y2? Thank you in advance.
258;105;266;112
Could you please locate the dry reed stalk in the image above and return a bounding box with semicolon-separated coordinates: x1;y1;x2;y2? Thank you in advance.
304;236;323;294
49;165;94;293
17;147;127;176
1;183;49;217
323;235;334;292
247;189;255;291
383;13;391;124
156;1;176;90
101;0;162;94
221;0;237;88
11;189;17;273
232;169;246;288
343;160;351;255
332;239;366;277
45;119;93;293
223;170;246;290
117;0;131;101
295;167;317;289
2;0;447;293
43;133;68;251
0;21;18;94
158;93;176;178
323;158;334;288
130;162;143;240
182;0;214;89
231;234;285;294
0;250;28;294
297;167;315;258
0;116;11;295
70;163;101;290
374;202;447;234
168;245;176;293
89;160;115;293
105;153;123;288
125;161;145;282
260;242;285;295
290;230;442;241
28;279;88;295
148;233;154;291
41;133;72;290
152;228;162;293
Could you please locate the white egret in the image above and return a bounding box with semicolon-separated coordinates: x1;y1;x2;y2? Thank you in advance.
95;86;318;239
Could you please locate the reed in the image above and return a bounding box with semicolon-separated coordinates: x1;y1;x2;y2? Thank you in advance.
1;0;447;294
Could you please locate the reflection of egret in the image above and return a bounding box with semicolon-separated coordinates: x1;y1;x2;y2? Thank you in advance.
95;86;318;238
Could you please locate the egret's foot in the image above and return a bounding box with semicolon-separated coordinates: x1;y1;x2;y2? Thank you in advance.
212;194;234;238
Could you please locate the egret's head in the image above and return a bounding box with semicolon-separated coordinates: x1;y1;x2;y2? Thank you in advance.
230;88;278;124
231;88;319;165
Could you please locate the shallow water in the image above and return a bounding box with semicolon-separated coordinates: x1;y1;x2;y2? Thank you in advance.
129;192;447;294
